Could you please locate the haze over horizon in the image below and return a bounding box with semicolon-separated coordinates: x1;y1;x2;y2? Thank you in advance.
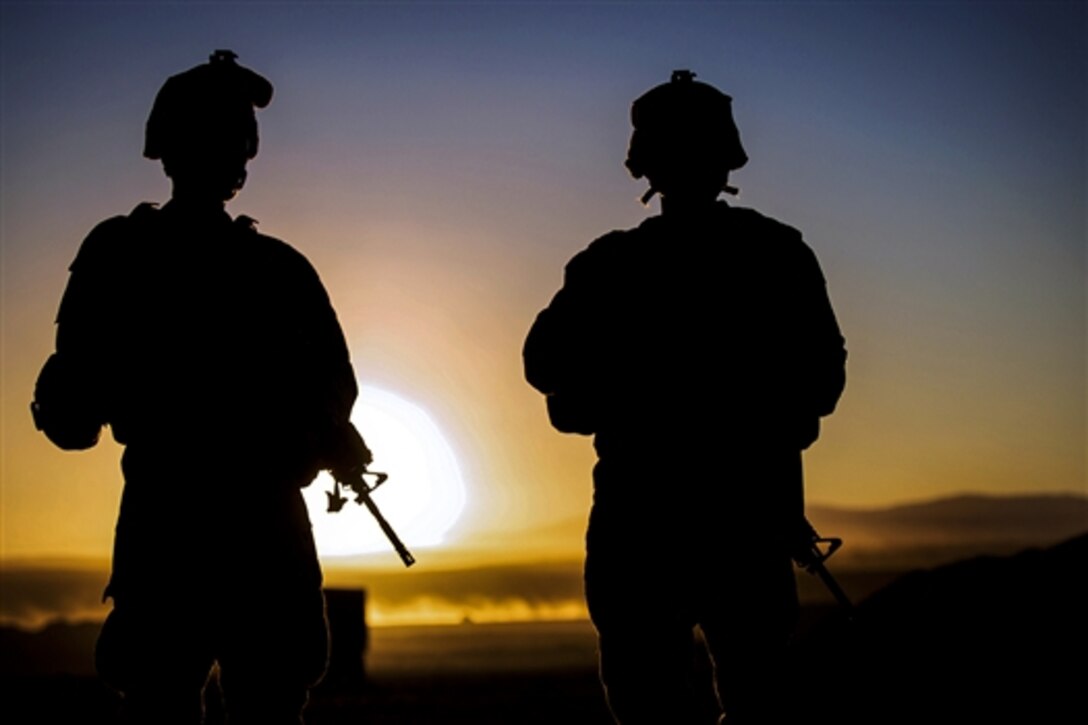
3;491;1085;631
2;3;1084;566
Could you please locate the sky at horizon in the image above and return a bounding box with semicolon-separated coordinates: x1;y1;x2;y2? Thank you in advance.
1;2;1084;564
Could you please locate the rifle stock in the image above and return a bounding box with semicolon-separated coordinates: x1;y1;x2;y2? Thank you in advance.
794;518;853;616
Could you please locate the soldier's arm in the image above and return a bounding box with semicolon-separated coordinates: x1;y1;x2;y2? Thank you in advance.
524;234;622;394
524;239;617;435
794;242;847;419
33;217;128;449
286;247;371;474
524;288;581;397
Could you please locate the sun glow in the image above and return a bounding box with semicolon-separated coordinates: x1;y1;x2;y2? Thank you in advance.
302;386;466;559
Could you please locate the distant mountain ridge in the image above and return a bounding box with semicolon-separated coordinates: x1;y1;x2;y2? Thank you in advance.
3;493;1085;628
463;492;1088;570
472;491;1088;558
807;492;1088;550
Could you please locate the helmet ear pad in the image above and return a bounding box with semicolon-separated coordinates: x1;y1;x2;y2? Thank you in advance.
626;127;734;198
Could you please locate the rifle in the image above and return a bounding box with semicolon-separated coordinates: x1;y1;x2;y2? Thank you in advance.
794;518;853;617
327;470;416;568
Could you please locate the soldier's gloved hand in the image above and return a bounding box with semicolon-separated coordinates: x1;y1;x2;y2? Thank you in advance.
328;422;373;480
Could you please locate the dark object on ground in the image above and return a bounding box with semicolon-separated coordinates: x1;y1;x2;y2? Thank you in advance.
792;533;1088;724
319;588;369;693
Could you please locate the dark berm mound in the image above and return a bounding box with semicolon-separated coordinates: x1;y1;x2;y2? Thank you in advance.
792;533;1088;724
2;533;1084;723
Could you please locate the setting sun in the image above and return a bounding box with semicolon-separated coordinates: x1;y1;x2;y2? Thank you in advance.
0;5;1084;724
302;386;467;559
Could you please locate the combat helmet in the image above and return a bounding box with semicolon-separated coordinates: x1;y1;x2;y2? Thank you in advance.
625;70;747;202
143;50;273;163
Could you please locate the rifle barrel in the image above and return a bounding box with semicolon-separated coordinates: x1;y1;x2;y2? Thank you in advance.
347;473;416;568
360;490;416;567
812;561;854;614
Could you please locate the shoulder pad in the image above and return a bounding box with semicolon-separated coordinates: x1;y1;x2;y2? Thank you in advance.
234;214;259;232
728;206;825;282
129;202;160;220
70;203;162;273
727;205;802;240
236;225;318;280
583;227;640;256
70;214;132;272
635;214;668;233
566;229;636;277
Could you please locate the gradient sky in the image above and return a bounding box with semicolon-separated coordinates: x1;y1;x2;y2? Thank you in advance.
1;2;1084;564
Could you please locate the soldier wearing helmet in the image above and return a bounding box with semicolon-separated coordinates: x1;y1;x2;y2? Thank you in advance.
32;51;370;724
524;71;847;724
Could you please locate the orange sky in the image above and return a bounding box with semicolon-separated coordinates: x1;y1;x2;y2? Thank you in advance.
1;3;1084;567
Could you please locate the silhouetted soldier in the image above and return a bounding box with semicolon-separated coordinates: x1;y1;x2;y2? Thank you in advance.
524;71;847;724
31;51;370;724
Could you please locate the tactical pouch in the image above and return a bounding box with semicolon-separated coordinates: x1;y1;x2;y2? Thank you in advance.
31;352;104;450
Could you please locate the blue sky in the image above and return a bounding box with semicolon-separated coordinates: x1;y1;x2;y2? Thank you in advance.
1;2;1084;560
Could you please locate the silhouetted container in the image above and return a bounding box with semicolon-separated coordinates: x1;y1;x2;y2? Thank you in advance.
320;588;368;692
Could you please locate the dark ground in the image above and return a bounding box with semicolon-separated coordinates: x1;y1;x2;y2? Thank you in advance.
0;609;840;725
3;535;1086;724
0;620;615;725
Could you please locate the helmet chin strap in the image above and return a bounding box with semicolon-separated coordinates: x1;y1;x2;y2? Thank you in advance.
640;182;739;207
